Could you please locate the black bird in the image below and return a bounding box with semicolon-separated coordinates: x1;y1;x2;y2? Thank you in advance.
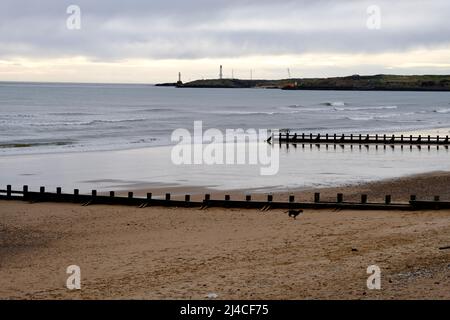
287;209;303;219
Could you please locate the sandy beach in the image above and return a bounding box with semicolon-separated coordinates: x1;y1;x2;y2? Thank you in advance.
1;173;449;300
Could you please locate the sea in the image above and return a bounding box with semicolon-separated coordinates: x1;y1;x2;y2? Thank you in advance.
1;82;450;192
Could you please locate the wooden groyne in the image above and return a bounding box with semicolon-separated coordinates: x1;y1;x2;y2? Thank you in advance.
269;133;450;146
1;185;449;211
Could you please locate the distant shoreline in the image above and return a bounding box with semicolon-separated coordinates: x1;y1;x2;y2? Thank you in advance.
157;74;450;92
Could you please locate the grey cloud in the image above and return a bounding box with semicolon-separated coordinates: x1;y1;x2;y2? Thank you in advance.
0;0;449;60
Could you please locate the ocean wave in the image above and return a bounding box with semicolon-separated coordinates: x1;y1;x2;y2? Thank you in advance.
285;104;306;109
345;116;375;121
334;105;398;111
322;101;346;107
434;108;450;114
345;114;397;121
137;108;174;113
47;112;97;116
216;111;279;116
30;118;148;127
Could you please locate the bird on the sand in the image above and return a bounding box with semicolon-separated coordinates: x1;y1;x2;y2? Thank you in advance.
287;209;303;219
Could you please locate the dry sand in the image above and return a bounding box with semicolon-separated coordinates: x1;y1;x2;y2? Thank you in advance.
0;173;450;300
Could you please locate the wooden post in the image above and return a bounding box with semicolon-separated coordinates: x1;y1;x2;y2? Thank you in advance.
128;192;133;199
204;194;210;201
385;195;391;205
225;195;230;201
337;193;343;203
110;191;115;197
74;189;79;203
246;195;251;202
40;186;45;194
185;194;191;202
56;187;62;195
314;193;320;203
410;195;416;201
289;195;295;203
92;190;97;197
361;194;368;204
6;185;11;198
147;193;152;200
267;194;273;202
165;193;171;201
434;195;440;202
23;185;28;197
375;134;378;142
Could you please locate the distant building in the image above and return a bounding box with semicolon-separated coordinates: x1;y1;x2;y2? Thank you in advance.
176;72;183;87
219;65;223;80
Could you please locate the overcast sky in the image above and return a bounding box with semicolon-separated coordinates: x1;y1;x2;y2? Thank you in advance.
1;0;450;83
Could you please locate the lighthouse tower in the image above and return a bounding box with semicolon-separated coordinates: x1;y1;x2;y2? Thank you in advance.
176;72;183;87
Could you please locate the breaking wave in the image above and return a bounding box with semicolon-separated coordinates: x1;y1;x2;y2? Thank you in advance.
322;101;346;107
434;108;450;114
334;105;398;111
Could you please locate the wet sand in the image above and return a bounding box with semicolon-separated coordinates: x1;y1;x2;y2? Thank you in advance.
127;171;450;204
1;173;449;300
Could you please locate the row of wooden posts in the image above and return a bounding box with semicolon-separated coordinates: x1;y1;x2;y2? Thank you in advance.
1;185;449;210
272;133;450;145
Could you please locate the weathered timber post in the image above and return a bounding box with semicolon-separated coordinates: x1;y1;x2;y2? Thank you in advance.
361;194;368;204
385;195;391;205
23;185;28;200
314;193;320;203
